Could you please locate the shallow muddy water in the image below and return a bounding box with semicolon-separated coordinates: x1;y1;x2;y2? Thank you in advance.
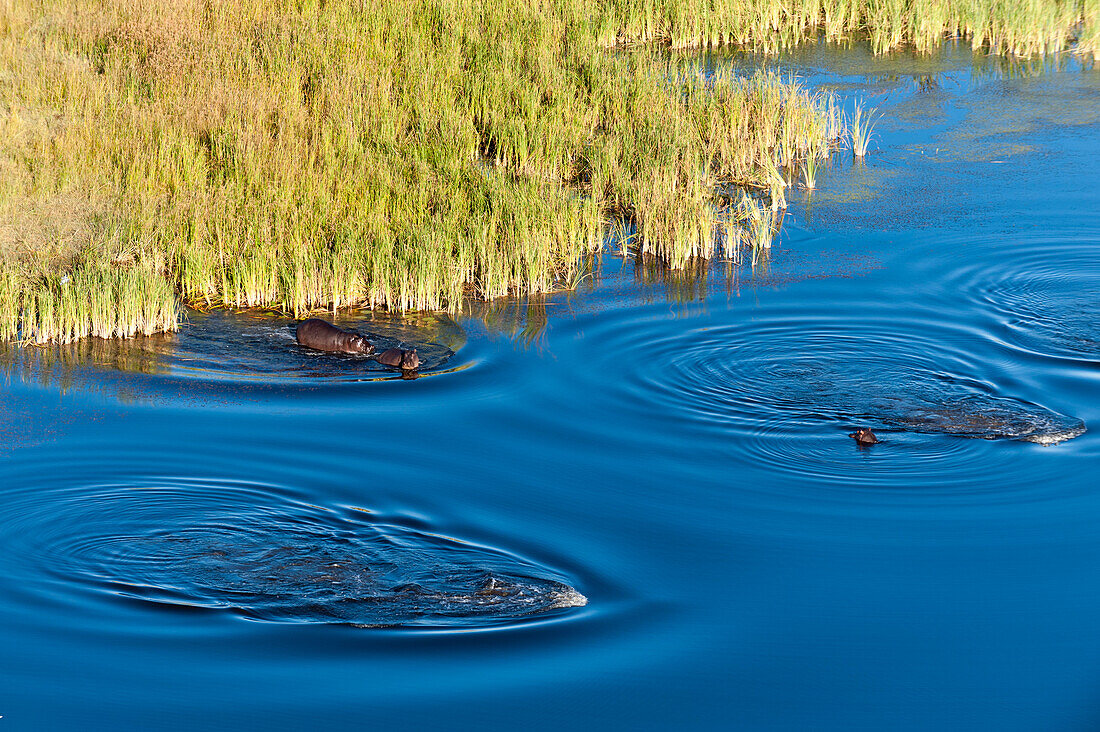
2;43;1100;730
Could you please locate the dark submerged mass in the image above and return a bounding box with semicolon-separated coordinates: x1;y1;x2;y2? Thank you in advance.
88;510;587;628
642;321;1087;447
295;318;374;355
885;399;1086;445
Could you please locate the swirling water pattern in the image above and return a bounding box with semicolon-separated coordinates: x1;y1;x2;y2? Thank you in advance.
0;476;585;628
629;313;1083;443
1;42;1100;732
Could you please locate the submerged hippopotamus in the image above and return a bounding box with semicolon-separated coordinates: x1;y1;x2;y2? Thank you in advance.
296;318;374;355
376;347;420;371
848;428;880;446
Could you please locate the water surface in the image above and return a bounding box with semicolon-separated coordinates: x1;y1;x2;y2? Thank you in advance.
2;42;1099;730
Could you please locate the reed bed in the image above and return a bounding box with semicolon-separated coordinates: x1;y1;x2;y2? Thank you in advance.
0;0;1092;341
16;267;179;344
605;0;1093;55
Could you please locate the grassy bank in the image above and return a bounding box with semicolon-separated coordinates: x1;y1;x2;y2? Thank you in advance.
1;0;1093;342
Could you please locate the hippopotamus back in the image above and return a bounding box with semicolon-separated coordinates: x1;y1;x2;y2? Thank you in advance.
296;319;374;355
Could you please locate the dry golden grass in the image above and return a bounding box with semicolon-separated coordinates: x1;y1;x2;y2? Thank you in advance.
0;0;1091;341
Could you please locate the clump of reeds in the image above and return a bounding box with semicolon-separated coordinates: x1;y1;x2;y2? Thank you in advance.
736;193;778;267
849;104;880;157
12;266;179;344
801;155;819;189
1082;0;1100;61
720;211;744;264
603;0;1092;56
0;268;23;340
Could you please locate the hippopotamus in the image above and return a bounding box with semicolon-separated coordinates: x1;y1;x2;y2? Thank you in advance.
295;318;374;355
848;428;880;446
376;347;420;371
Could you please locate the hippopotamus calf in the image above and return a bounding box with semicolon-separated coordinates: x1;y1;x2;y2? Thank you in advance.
376;348;420;371
295;318;374;355
848;428;880;446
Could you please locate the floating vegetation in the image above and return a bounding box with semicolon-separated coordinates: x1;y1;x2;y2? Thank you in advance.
0;0;1092;341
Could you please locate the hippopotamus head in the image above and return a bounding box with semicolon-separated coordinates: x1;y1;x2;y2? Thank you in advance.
377;348;420;370
345;333;374;355
848;428;879;445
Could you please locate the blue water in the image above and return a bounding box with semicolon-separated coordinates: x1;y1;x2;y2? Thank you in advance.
2;43;1100;729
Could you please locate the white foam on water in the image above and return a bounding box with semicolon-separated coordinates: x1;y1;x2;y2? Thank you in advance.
1023;423;1088;446
549;588;589;609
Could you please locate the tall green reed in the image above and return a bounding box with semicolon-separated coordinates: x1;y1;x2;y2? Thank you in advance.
849;104;879;157
1;0;1091;342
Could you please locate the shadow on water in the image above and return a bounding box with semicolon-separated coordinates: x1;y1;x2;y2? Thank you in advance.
462;296;553;351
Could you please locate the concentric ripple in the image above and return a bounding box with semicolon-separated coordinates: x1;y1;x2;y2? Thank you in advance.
958;241;1100;362
3;478;586;629
565;305;1085;487
644;316;1082;442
